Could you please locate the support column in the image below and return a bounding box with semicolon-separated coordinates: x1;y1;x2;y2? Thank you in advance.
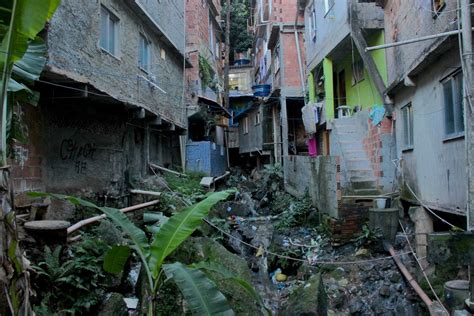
272;105;282;164
281;96;289;157
323;58;335;120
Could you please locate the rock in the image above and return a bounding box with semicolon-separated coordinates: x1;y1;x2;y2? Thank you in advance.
389;272;401;283
337;278;349;287
360;263;375;272
395;283;403;292
355;248;369;256
349;297;364;314
97;293;127;316
279;273;327;316
331;267;346;280
379;285;391;297
44;198;76;221
332;290;346;308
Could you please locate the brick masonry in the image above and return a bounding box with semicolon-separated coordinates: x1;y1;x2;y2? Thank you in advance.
327;202;370;245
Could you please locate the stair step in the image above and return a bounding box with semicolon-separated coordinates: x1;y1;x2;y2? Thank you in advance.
351;179;376;190
353;188;381;196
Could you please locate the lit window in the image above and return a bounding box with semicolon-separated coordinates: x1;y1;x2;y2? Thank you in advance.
100;5;119;55
402;103;413;148
139;34;151;72
443;70;464;136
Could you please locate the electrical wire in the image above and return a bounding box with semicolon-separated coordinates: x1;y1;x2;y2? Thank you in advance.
398;220;449;314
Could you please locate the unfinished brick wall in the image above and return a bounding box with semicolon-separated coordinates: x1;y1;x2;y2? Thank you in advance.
327;203;370;245
362;116;395;191
10;106;44;193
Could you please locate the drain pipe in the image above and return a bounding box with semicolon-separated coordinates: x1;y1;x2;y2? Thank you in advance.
294;9;306;97
385;242;448;315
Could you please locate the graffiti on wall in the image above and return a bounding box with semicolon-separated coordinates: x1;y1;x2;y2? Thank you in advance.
13;145;29;169
59;139;96;174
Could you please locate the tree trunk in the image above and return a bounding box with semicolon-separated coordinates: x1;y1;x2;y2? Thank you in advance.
0;167;31;315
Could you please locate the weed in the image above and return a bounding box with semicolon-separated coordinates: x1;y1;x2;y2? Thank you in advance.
355;224;383;246
32;237;111;315
276;191;313;232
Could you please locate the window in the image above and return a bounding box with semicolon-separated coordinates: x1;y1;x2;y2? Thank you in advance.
139;34;151;72
402;103;414;149
309;5;316;42
255;111;261;125
160;48;166;60
208;13;215;58
443;70;464;137
324;0;335;16
243;117;249;134
432;0;446;17
352;59;364;85
273;45;280;74
100;5;119;55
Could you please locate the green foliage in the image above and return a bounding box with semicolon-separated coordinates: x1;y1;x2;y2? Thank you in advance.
35;190;240;315
163;172;207;205
275;191;313;231
355;224;383;246
198;54;216;90
32;237;110;315
162;262;234;315
222;0;253;54
103;245;131;275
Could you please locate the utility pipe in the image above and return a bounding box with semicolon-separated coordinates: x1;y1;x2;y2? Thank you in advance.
150;162;187;177
130;189;163;197
385;243;433;308
294;7;306;97
67;199;160;235
366;28;474;51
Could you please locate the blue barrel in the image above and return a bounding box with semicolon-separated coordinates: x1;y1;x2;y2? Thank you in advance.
252;84;271;97
233;59;251;66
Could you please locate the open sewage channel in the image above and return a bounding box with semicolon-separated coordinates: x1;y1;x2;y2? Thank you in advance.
19;166;437;315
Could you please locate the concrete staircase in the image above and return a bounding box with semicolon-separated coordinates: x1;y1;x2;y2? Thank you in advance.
333;118;380;196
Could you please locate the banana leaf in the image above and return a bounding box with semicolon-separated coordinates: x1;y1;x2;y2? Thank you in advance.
103;245;131;275
163;262;234;316
148;190;233;277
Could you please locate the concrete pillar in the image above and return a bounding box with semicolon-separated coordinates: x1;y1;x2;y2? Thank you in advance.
409;206;434;269
272;105;282;164
281;96;289;157
323;58;334;120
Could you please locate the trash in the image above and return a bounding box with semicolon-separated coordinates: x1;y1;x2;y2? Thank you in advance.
256;245;264;257
251;225;257;231
227;206;232;212
276;273;288;282
123;297;139;309
355;248;369;256
369;105;386;126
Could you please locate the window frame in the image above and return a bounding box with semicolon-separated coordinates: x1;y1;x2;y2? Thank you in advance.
324;0;335;17
442;69;464;139
243;117;249;134
308;4;316;42
352;59;364;85
255;111;261;125
100;5;120;56
138;33;151;73
401;102;414;150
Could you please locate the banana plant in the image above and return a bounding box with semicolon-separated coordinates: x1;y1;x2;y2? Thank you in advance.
31;190;266;315
0;1;60;314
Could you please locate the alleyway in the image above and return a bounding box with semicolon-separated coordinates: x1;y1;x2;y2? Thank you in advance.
1;0;473;315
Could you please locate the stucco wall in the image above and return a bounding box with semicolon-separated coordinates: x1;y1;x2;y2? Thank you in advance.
383;0;459;86
47;0;186;127
284;155;339;218
394;48;466;214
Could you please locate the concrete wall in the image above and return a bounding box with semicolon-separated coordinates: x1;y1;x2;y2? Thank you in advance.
47;0;186;127
186;141;227;176
394;48;466;214
283;155;339;218
305;0;350;71
383;0;459;87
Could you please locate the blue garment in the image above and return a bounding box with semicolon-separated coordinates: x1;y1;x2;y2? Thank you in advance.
369;105;386;126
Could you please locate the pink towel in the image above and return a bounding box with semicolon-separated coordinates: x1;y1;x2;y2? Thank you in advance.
308;136;317;157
